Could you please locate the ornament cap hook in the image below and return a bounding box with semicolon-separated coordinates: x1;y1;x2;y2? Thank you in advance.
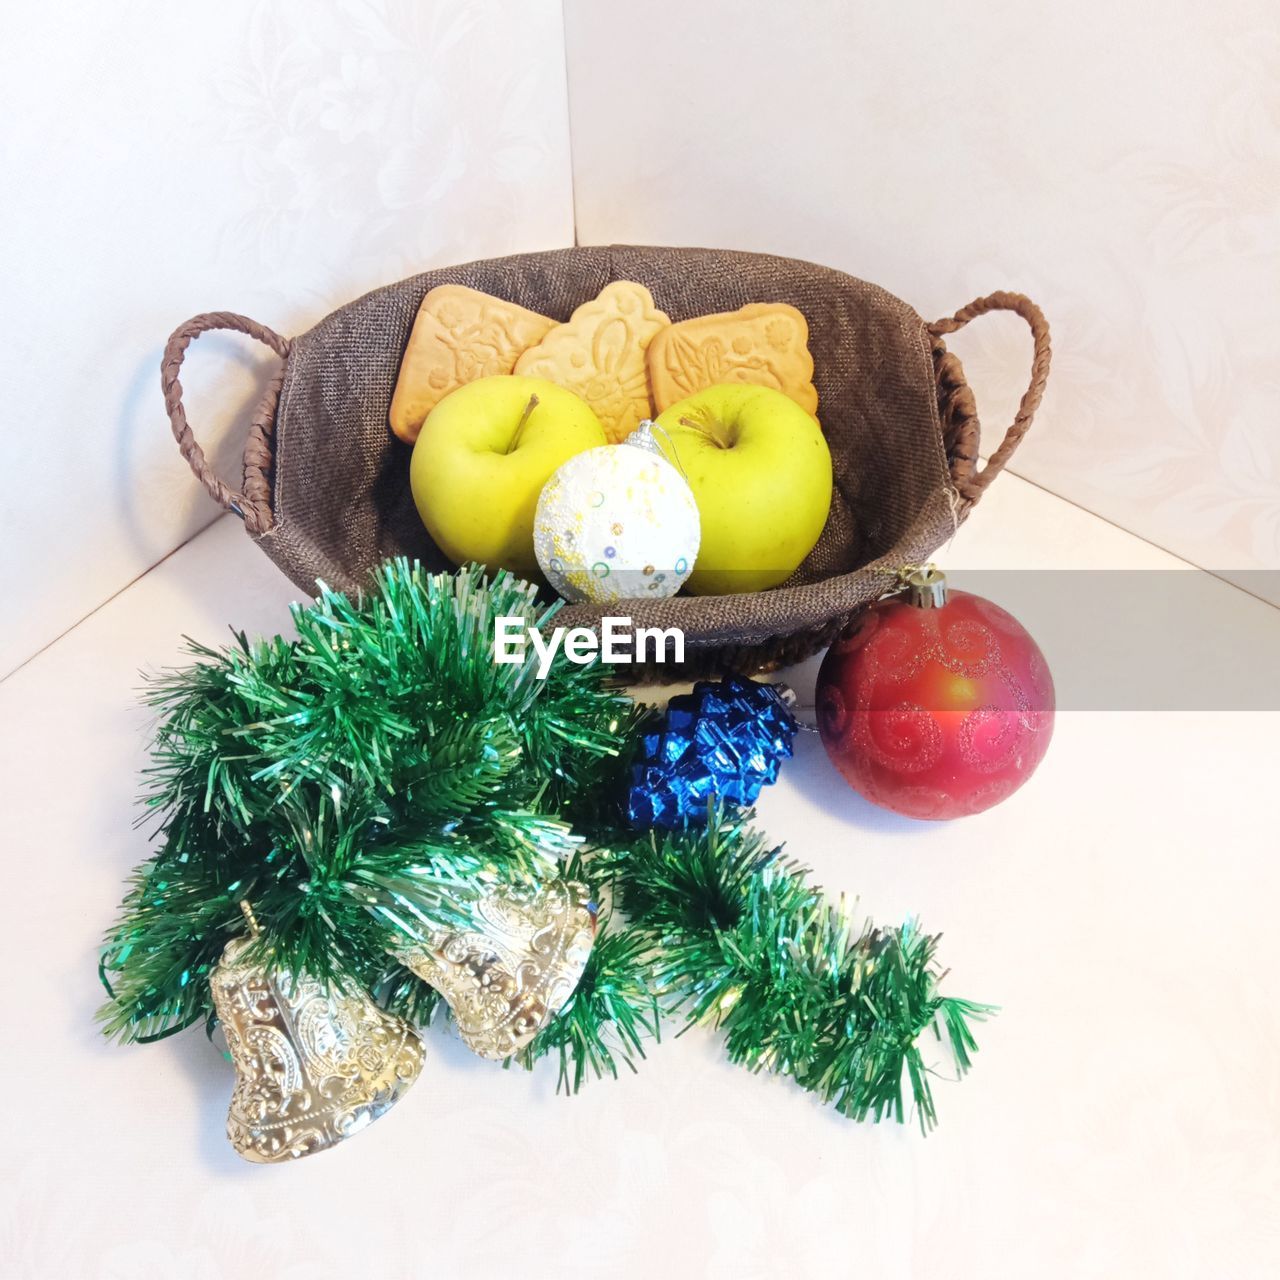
625;419;662;455
238;899;261;937
900;564;948;608
626;419;689;479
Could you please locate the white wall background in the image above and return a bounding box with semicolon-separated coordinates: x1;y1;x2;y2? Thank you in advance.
0;0;575;677
2;0;1277;679
563;0;1280;594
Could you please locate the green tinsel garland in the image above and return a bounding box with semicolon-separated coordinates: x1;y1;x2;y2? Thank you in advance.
100;560;988;1129
606;817;988;1128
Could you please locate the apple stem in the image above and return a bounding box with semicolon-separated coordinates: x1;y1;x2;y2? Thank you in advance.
508;393;540;453
678;414;729;449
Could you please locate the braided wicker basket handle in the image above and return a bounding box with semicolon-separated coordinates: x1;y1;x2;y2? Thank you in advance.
929;291;1051;502
161;312;291;535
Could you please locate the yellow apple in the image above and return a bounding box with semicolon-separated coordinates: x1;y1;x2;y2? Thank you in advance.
410;375;606;580
654;384;832;595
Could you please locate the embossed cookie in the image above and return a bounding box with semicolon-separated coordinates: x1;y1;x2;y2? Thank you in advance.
646;302;818;416
389;285;557;443
514;281;671;443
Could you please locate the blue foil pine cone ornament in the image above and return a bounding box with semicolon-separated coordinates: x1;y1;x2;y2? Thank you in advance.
627;676;799;828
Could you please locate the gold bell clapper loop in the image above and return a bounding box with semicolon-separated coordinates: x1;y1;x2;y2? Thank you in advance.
396;878;597;1061
209;902;424;1163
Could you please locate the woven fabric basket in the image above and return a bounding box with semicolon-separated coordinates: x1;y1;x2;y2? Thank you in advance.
163;245;1049;679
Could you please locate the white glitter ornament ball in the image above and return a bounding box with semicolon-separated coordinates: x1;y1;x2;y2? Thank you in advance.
534;422;700;603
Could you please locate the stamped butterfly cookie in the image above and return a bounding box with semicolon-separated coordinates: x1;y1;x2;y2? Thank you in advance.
646;302;818;416
514;281;671;443
389;285;556;443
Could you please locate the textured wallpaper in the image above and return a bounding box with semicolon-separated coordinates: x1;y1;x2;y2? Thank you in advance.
563;0;1280;599
0;0;575;676
4;0;1275;680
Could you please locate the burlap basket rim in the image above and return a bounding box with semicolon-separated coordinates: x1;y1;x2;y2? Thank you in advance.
160;244;1050;670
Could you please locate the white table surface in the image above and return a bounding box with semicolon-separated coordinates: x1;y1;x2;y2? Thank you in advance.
3;475;1278;1279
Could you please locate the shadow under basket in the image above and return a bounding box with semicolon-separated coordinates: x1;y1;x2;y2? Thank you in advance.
163;245;1050;681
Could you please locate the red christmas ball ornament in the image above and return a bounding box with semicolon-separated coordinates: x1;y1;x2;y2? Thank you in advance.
816;567;1054;819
